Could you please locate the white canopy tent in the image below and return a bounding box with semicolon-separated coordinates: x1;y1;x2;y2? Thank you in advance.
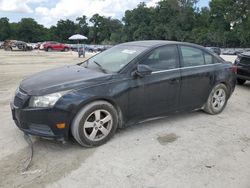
68;34;88;53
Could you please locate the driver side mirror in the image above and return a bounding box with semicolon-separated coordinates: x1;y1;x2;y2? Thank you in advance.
132;64;153;78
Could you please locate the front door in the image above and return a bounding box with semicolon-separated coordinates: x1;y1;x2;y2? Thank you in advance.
128;45;181;122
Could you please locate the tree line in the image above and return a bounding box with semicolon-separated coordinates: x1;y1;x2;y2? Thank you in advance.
0;0;249;47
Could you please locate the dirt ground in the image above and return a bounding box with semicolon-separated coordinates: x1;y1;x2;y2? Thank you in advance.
0;50;250;188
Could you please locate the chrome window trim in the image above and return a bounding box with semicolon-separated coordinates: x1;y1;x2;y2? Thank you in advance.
152;63;222;74
152;68;180;74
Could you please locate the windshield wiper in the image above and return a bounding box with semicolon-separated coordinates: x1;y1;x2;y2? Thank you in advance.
93;61;107;73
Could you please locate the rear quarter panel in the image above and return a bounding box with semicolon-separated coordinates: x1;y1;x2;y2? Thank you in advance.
214;62;236;97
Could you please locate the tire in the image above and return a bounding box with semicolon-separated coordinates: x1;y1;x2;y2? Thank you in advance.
237;78;246;85
47;47;52;52
204;84;228;115
64;47;69;52
5;47;12;51
71;101;118;147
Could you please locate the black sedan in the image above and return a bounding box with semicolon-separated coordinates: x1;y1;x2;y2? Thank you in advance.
234;52;250;85
11;40;236;147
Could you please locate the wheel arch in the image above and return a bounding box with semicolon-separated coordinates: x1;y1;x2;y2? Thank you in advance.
68;97;124;137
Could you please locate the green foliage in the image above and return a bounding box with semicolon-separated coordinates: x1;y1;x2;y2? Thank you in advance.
0;0;250;47
0;17;11;41
16;18;48;42
53;19;78;42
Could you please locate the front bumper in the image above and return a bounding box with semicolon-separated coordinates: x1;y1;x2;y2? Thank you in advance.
11;102;71;139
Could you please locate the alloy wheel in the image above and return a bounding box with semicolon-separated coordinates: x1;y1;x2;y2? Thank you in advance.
212;88;226;111
83;109;113;141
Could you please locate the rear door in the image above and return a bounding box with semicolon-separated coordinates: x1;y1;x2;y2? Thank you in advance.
128;45;181;121
178;45;215;110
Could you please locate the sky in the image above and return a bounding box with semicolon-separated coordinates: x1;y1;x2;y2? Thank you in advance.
0;0;210;27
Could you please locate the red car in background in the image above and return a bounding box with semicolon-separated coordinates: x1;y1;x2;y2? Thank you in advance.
40;41;70;52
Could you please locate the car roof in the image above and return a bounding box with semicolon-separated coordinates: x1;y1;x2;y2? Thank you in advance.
119;40;204;49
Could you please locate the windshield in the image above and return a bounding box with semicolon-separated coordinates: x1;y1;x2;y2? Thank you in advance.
83;45;147;72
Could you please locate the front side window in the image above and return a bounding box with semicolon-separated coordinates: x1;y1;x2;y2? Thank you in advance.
181;46;205;67
141;45;178;70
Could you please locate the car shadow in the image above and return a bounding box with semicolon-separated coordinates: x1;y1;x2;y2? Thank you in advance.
237;82;250;89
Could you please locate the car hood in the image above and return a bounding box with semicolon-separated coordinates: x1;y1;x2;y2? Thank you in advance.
20;65;112;95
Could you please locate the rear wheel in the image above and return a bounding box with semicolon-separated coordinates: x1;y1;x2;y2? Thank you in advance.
204;84;228;115
64;47;69;52
71;101;118;147
237;78;246;85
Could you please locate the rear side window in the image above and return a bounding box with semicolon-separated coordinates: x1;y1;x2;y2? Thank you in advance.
142;45;178;70
180;46;205;67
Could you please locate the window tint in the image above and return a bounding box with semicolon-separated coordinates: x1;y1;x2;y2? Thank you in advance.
142;45;178;70
204;52;214;64
181;46;205;67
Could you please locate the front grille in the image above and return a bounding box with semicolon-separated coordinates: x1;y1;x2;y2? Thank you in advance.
13;88;29;108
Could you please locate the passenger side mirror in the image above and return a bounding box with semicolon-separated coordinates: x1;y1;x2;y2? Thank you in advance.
132;64;153;78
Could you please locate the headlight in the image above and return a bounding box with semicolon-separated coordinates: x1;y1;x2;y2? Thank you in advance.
29;91;69;108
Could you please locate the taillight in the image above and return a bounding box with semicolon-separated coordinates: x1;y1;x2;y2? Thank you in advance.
232;64;237;74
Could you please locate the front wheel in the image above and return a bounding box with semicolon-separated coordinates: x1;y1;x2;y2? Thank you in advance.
204;84;228;115
71;101;118;147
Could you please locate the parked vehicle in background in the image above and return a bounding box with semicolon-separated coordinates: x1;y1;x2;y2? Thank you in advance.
34;42;41;49
206;47;221;55
68;45;113;53
40;41;70;52
70;44;86;52
11;40;236;147
222;49;236;55
234;52;250;85
95;46;106;52
0;41;3;49
235;49;244;55
85;45;96;53
3;40;33;51
69;44;78;51
85;45;112;53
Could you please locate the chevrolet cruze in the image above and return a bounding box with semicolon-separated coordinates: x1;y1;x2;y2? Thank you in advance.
11;41;236;147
